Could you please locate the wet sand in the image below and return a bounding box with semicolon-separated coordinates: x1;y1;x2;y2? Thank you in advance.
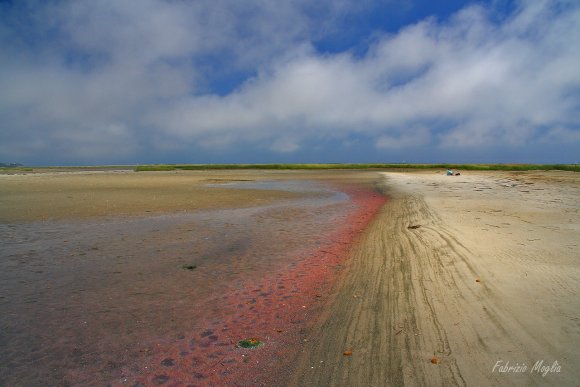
292;171;579;386
0;170;385;386
0;170;305;222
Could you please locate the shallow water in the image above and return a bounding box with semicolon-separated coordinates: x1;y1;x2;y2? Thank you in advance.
0;180;353;385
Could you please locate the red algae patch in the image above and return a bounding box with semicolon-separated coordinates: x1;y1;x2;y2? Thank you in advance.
120;184;386;386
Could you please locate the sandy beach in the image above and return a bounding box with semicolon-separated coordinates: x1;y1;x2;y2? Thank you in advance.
1;169;578;386
292;170;579;386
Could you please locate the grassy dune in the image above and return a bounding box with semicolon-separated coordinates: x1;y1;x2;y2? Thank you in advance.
134;163;580;172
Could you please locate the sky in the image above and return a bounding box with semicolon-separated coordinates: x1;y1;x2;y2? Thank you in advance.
1;0;579;165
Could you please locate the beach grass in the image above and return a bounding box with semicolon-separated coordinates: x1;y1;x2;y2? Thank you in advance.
134;163;580;172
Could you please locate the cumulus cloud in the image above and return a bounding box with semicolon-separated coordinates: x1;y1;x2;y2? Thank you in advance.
0;0;579;164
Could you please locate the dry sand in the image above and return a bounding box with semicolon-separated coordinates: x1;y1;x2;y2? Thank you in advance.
292;170;579;386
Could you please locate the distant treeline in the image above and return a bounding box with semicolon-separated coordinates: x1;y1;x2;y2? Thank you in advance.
135;163;580;172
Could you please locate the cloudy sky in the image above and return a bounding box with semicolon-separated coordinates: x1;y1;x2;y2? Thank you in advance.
1;0;579;165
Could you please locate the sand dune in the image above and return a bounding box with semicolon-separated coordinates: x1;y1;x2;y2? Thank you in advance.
292;171;579;386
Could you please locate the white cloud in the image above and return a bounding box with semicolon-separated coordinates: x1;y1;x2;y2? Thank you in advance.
0;0;579;163
376;127;431;149
148;1;580;151
270;137;301;153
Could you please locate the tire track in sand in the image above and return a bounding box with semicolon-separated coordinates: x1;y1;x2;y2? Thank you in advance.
290;174;554;386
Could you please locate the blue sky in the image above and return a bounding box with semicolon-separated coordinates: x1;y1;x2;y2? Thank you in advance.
1;0;579;165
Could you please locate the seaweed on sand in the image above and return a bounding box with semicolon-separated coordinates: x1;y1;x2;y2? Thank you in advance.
237;338;263;349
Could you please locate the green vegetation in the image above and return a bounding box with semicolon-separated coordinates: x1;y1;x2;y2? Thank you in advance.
136;164;179;171
238;338;264;348
135;163;580;172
